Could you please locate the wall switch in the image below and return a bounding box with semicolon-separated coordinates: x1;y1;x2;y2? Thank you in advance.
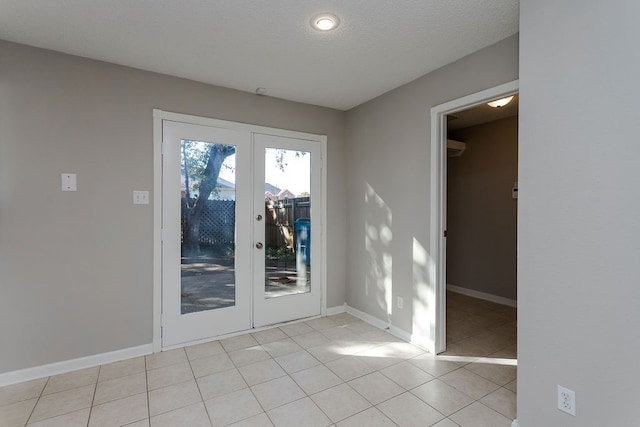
558;385;576;416
61;173;77;191
397;296;404;309
133;190;149;205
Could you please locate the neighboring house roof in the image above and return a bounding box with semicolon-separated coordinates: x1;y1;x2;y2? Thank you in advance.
264;183;281;194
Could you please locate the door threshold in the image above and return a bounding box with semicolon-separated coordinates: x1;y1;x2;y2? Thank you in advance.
161;314;322;352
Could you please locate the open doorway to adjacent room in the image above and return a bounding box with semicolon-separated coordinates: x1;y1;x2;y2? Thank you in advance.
444;95;518;362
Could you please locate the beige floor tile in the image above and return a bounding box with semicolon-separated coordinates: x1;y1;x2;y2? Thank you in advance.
189;352;235;378
88;392;148;427
238;359;286;387
325;356;376;381
411;378;474;416
376;392;444;427
228;345;271;367
439;368;500;400
42;367;99;395
185;340;225;361
348;372;404;405
464;359;517;386
148;379;201;417
228;412;273;427
204;388;263;426
146;362;194;390
220;334;259;352
305;317;338;331
291;331;331;349
504;379;517;393
150;401;211;427
409;354;463;378
251;328;288;345
93;372;147;405
290;364;343;395
26;408;89;427
373;342;425;360
279;322;314;337
275;350;320;374
98;357;145;382
479;387;516;420
146;348;187;371
306;343;347;364
30;384;94;423
431;419;461;427
326;313;359;326
380;361;434;389
267;397;331;427
336;407;395;427
310;383;371;423
353;344;404;370
197;368;247;400
449;401;512;427
0;398;37;427
123;419;149;427
0;378;47;406
262;338;303;358
319;327;361;343
250;376;305;411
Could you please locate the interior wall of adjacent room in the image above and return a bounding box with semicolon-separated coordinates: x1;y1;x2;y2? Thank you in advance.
447;116;518;300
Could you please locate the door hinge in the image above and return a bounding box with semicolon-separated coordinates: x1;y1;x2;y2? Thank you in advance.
444;230;447;238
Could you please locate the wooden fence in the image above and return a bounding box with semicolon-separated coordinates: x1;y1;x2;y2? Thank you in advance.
181;197;310;249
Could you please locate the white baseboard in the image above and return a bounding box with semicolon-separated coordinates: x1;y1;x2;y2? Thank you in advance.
511;420;520;427
345;305;434;353
345;305;391;331
0;344;153;387
447;284;517;308
326;304;347;316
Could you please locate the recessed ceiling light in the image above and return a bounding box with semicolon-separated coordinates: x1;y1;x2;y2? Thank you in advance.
487;96;514;108
311;13;340;31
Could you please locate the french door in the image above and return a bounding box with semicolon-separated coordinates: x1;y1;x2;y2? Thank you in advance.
161;119;322;347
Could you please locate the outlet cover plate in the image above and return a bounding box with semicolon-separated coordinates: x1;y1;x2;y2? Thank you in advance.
558;385;576;416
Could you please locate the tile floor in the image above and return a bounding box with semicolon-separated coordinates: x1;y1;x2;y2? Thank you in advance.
0;292;516;426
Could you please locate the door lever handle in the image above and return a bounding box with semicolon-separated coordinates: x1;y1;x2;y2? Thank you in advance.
255;242;264;249
256;214;263;221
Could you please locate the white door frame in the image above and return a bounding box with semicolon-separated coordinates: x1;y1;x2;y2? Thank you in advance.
429;80;518;354
152;110;328;352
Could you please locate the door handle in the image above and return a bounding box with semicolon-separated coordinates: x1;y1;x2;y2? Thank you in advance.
255;242;264;249
256;214;263;221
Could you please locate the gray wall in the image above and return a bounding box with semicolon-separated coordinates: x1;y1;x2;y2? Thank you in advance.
447;116;518;300
518;1;640;425
0;40;346;374
344;35;519;334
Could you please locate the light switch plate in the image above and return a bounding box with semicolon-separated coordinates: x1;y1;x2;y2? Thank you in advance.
133;190;149;205
61;173;77;191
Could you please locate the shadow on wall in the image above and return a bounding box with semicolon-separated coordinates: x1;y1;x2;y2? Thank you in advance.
365;182;393;322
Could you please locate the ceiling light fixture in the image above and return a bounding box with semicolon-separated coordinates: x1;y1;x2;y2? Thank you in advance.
310;13;340;31
487;96;514;108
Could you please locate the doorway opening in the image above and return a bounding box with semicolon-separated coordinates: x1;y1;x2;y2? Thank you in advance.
444;96;518;357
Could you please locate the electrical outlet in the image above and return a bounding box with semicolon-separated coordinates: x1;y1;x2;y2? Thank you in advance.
397;296;404;309
558;385;576;416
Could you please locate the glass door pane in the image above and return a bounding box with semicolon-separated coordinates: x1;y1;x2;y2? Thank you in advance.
263;148;311;299
180;140;237;313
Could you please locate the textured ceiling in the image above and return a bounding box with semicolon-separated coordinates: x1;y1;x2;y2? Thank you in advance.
0;1;519;110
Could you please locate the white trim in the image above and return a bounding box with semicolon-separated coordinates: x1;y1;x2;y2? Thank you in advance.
511;420;520;427
152;110;163;353
0;344;152;387
346;305;433;353
326;304;347;316
152;109;328;352
430;80;519;354
346;305;391;331
447;284;517;308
